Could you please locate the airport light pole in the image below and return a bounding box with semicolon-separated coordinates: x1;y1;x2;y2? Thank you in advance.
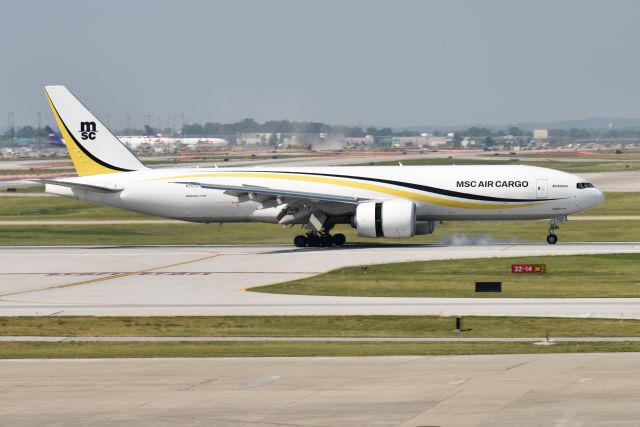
37;112;41;151
8;112;14;149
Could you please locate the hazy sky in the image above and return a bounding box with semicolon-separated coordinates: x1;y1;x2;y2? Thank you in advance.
2;0;640;129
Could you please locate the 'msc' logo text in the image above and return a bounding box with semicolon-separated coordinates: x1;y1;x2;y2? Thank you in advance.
79;121;97;140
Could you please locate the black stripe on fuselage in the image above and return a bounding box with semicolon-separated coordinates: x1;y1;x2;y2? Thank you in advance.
48;100;133;173
243;170;559;203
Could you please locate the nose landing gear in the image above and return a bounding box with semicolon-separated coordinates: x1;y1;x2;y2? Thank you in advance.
546;216;567;244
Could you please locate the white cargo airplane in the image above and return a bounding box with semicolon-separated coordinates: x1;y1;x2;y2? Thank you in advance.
119;125;229;149
42;85;604;247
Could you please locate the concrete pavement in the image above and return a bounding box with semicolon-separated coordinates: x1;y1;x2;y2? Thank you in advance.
1;243;639;317
1;353;640;426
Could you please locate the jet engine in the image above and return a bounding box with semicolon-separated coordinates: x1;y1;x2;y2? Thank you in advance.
354;200;416;238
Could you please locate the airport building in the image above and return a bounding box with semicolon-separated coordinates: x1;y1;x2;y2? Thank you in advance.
533;129;549;140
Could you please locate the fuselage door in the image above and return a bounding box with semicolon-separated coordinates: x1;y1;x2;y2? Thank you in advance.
536;179;548;199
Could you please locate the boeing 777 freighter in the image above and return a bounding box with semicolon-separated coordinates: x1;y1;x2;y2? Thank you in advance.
41;86;605;246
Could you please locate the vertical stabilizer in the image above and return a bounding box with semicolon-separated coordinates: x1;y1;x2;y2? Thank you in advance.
45;85;146;176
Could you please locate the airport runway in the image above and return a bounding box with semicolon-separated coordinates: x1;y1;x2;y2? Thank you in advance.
1;243;639;317
2;353;640;426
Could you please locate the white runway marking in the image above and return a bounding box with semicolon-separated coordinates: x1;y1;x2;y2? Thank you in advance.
0;243;639;317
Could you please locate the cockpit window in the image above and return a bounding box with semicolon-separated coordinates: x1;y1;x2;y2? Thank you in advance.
577;182;594;189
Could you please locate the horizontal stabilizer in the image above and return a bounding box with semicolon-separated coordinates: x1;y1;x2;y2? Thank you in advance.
39;179;123;193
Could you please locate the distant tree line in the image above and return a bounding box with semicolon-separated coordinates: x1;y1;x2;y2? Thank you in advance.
181;119;399;137
1;126;49;138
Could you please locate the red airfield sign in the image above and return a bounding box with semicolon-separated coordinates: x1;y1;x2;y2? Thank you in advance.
511;264;546;274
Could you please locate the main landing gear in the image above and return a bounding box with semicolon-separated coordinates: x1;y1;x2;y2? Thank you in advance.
293;231;346;248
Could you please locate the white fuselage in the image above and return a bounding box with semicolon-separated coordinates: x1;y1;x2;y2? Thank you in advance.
46;165;604;224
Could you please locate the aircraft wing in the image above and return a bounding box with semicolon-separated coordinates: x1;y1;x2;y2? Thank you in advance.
39;179;123;193
171;181;360;205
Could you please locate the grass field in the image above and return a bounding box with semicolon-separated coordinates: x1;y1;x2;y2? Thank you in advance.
1;219;640;245
364;157;640;173
2;315;640;338
2;341;640;358
574;192;640;216
0;169;74;175
511;151;640;160
253;253;640;298
4;315;640;357
0;196;151;220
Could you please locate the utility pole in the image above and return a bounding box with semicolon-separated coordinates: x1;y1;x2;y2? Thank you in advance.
8;112;15;149
37;112;41;151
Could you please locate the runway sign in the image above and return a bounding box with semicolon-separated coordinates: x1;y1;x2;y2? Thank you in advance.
475;282;502;292
511;264;546;274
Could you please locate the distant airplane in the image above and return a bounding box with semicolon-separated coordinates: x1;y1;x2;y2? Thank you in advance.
45;125;65;147
144;125;160;137
119;125;228;148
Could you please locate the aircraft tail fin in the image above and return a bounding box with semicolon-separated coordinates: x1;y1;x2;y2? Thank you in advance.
144;125;158;137
44;85;147;176
44;125;65;147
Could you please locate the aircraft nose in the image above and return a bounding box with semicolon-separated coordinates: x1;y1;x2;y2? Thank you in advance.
580;188;605;210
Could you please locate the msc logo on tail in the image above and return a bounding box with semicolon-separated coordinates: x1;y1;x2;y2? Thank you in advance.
79;121;98;140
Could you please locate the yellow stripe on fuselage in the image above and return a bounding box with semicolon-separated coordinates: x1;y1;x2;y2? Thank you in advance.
152;172;544;210
45;91;118;177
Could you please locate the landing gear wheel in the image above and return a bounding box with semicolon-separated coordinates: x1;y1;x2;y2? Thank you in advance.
320;234;333;247
306;234;320;247
332;233;346;246
547;217;564;245
293;235;308;247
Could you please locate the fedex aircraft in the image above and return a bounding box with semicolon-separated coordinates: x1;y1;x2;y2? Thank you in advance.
42;85;604;247
44;125;65;147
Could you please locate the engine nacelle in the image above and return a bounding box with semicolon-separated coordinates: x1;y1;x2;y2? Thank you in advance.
355;200;416;238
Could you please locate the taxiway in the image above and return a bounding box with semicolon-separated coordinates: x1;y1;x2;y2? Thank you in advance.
0;243;639;317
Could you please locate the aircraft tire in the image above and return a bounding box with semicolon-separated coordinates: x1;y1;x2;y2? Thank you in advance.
332;233;346;246
546;234;558;244
293;235;308;247
320;234;333;247
307;234;320;247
